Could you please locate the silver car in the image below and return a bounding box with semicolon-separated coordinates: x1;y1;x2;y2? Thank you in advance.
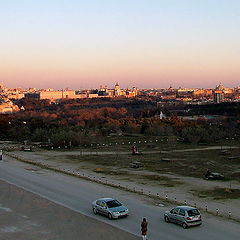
164;206;202;229
92;198;129;220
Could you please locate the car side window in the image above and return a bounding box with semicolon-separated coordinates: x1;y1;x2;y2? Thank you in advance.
102;202;107;208
97;201;104;207
171;208;179;214
174;208;180;214
179;209;185;216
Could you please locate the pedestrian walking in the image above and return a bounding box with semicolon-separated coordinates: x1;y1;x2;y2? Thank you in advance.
141;218;148;240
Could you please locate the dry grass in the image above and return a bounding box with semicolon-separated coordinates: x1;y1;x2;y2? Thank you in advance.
140;174;183;187
58;145;240;182
93;168;128;176
191;188;240;200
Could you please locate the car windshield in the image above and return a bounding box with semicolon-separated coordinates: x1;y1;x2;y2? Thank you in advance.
188;209;200;216
106;200;122;208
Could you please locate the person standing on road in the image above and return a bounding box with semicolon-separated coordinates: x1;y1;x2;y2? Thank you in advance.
141;218;148;240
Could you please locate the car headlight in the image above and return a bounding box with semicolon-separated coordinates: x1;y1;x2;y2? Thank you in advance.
113;212;119;215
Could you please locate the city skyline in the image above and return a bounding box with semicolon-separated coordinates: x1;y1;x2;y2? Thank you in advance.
1;81;239;91
1;0;240;89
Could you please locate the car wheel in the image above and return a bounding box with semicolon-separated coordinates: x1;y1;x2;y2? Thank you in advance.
93;208;97;215
108;213;113;220
182;223;188;229
164;216;170;223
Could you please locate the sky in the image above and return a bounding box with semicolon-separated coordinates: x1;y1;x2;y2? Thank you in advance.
0;0;240;90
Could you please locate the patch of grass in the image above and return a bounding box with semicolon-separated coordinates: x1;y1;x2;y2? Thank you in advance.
16;137;240;182
191;188;240;200
231;171;240;179
62;155;84;163
56;147;240;182
93;168;128;176
142;174;171;181
140;174;183;187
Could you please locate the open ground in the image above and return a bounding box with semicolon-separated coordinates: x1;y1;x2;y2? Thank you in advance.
1;137;240;221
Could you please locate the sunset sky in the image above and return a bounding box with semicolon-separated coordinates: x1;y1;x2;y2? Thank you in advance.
1;0;240;90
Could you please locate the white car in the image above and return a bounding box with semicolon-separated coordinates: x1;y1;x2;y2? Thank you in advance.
164;206;202;228
92;198;129;220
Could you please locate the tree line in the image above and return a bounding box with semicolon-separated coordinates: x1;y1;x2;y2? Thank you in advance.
0;97;239;147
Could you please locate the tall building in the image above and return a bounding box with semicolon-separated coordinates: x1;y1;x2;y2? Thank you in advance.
114;82;121;96
214;91;224;104
214;83;224;103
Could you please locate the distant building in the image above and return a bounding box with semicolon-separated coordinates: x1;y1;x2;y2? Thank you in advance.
214;83;225;103
40;90;76;100
0;82;139;101
126;87;138;98
8;93;25;99
193;89;213;97
88;93;99;98
0;98;20;114
0;83;5;93
114;82;122;96
25;90;87;101
214;91;224;104
177;87;194;98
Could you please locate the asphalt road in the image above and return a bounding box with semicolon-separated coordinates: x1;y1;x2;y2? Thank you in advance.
0;159;240;240
0;179;139;240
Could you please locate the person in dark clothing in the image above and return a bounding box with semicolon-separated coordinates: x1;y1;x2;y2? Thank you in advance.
141;218;148;240
205;169;211;178
132;145;137;155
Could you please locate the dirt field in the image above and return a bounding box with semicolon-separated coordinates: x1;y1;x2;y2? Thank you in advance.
0;180;139;240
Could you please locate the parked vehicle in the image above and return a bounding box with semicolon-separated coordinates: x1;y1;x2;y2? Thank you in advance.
92;198;129;220
21;146;32;152
205;170;224;180
164;206;202;229
129;161;143;168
